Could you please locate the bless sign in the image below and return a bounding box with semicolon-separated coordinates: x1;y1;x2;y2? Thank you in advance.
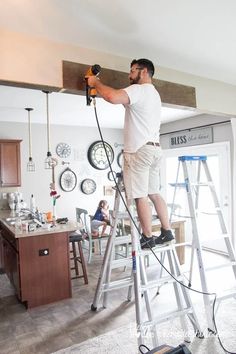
169;127;213;149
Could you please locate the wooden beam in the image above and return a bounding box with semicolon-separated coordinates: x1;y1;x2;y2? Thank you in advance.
62;60;196;108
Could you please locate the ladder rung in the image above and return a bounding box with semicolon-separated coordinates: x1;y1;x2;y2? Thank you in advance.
198;233;231;241
205;262;236;272
101;277;133;292
114;235;131;245
141;308;193;327
111;258;131;269
141;244;176;256
190;182;214;186
140;275;184;290
212;288;236;303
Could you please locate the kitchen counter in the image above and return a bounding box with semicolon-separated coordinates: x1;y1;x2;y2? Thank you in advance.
0;209;81;308
0;209;80;238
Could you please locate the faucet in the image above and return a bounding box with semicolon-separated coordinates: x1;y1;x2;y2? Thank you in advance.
20;208;44;226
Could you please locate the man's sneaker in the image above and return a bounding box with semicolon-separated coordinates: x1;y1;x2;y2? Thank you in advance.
155;228;175;245
140;234;156;249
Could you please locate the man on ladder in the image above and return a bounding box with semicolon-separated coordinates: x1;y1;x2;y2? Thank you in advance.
87;58;174;248
88;60;202;349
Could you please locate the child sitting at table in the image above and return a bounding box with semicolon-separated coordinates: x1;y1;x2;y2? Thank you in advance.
91;200;110;237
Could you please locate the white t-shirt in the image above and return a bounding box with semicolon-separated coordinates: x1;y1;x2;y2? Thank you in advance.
123;83;161;153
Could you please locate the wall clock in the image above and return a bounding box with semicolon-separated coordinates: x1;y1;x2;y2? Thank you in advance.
117;149;124;169
59;168;77;192
81;178;97;195
56;142;71;158
88;140;114;170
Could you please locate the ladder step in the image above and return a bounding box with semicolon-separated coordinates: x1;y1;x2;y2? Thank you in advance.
141;308;193;327
197;233;231;241
141;243;177;256
212;288;236;303
190;182;214;187
140;275;184;291
111;258;131;269
205;262;236;272
114;235;131;245
101;277;133;292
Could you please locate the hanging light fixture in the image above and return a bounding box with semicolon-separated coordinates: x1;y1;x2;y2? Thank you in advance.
43;90;54;169
25;107;35;172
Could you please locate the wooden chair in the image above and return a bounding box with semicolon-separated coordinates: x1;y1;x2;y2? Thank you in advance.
76;208;109;263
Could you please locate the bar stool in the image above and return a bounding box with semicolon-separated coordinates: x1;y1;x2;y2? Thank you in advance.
69;232;88;284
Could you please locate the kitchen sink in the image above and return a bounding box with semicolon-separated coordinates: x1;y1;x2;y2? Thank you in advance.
4;216;41;227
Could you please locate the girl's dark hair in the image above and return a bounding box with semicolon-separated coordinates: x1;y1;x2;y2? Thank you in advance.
130;58;155;77
98;200;107;208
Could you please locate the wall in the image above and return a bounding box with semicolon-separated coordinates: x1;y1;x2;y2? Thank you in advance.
0;121;123;221
1;29;236;117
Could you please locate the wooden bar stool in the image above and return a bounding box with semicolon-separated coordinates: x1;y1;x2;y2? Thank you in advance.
69;233;88;284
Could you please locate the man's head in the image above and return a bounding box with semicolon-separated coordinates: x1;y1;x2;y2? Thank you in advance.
129;58;155;85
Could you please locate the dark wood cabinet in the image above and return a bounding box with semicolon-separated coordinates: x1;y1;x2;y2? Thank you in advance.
0;224;72;308
0;232;4;272
0;139;22;187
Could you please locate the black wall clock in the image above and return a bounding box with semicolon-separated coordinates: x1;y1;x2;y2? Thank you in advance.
117;149;124;169
81;178;97;194
88;140;114;170
59;168;77;192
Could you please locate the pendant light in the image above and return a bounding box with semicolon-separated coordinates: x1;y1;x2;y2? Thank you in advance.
43;90;54;169
25;107;35;172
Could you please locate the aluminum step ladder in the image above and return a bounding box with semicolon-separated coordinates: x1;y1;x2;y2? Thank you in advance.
172;155;236;332
91;172;202;347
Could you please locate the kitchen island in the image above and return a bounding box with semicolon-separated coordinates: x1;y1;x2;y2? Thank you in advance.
0;211;79;308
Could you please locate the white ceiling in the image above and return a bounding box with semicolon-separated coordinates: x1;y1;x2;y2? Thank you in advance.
1;0;235;127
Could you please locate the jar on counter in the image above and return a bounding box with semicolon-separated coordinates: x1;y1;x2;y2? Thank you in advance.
15;217;22;233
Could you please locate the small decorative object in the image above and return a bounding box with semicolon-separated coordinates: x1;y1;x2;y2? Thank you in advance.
49;158;60;219
25;107;36;172
56;142;71;158
87;140;114;170
43;90;55;169
103;185;114;196
107;170;117;181
59;167;77;192
81;178;96;194
117;149;124;169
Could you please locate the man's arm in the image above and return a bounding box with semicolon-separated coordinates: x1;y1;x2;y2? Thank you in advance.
87;76;129;105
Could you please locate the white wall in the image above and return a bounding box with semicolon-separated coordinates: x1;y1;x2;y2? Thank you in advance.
0;121;123;221
1;29;236;117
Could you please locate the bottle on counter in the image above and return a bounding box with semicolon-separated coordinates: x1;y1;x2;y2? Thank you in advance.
15;217;22;234
30;194;36;213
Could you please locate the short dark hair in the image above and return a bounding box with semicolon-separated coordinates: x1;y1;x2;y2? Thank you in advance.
130;58;155;77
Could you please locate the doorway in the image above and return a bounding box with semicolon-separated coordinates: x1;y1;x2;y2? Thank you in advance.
162;142;231;254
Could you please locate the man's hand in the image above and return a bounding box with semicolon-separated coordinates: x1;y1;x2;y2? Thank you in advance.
87;76;99;87
86;76;129;105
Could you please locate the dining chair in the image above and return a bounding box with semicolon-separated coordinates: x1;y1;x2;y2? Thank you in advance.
76;208;110;263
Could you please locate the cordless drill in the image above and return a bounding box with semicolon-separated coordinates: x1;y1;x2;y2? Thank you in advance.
85;64;101;105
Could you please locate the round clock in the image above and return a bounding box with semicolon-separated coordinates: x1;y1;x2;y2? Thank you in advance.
59;168;77;192
88;140;114;170
81;178;97;195
117;149;124;169
56;142;71;158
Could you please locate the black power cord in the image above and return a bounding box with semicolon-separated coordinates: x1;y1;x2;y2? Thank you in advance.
91;98;236;354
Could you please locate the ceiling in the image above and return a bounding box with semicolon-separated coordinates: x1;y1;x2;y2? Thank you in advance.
1;0;235;128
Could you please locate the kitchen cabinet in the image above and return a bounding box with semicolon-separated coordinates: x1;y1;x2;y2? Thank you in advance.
0;139;22;187
0;222;72;308
0;232;4;272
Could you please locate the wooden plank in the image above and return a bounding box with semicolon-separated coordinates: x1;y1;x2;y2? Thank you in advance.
62;60;196;108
